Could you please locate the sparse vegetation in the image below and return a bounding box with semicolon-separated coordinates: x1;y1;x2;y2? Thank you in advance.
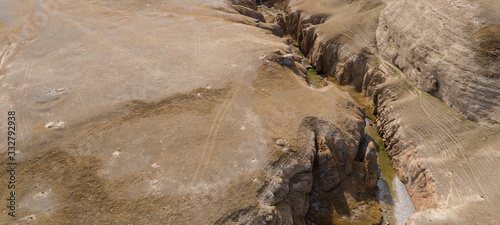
476;24;500;60
370;55;380;67
307;68;325;88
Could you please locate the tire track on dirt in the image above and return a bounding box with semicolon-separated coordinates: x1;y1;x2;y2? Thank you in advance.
197;87;240;181
18;0;46;145
191;86;238;184
423;95;482;189
418;92;491;206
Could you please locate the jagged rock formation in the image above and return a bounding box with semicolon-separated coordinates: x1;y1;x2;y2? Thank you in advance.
218;58;382;224
228;0;265;22
281;0;387;94
375;83;438;210
363;142;379;191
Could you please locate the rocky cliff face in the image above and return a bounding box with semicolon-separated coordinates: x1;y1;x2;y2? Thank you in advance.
280;0;386;94
374;81;438;210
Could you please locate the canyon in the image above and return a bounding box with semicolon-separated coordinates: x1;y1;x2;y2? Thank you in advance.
0;0;499;224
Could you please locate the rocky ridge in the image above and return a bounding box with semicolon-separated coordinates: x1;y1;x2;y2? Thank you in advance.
217;115;382;224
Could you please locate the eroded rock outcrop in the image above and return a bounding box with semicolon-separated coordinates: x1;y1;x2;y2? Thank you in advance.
217;114;382;224
374;83;438;210
280;1;386;94
228;0;266;22
364;142;379;190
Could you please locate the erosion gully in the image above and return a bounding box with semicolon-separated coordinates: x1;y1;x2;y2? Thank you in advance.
258;4;416;224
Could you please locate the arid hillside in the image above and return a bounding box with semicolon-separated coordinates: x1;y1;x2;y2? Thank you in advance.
0;0;499;224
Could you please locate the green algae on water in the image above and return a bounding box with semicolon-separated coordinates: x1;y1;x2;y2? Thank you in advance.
365;123;397;225
288;43;325;88
365;125;396;189
307;68;325;88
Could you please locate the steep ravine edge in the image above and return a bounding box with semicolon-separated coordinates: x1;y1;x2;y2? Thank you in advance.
222;0;438;223
277;2;437;213
223;0;499;223
217;1;383;224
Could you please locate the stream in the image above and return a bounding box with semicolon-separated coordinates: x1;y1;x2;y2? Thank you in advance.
291;41;416;223
259;5;326;89
257;5;282;24
365;121;415;225
288;43;326;88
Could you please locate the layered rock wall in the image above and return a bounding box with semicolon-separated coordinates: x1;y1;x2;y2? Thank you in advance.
281;5;386;95
374;82;438;210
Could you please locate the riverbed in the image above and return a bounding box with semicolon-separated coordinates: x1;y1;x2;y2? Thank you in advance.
366;121;415;225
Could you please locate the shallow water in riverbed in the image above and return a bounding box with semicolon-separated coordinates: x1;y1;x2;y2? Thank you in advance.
289;44;326;88
366;122;415;225
306;68;325;88
257;5;284;24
